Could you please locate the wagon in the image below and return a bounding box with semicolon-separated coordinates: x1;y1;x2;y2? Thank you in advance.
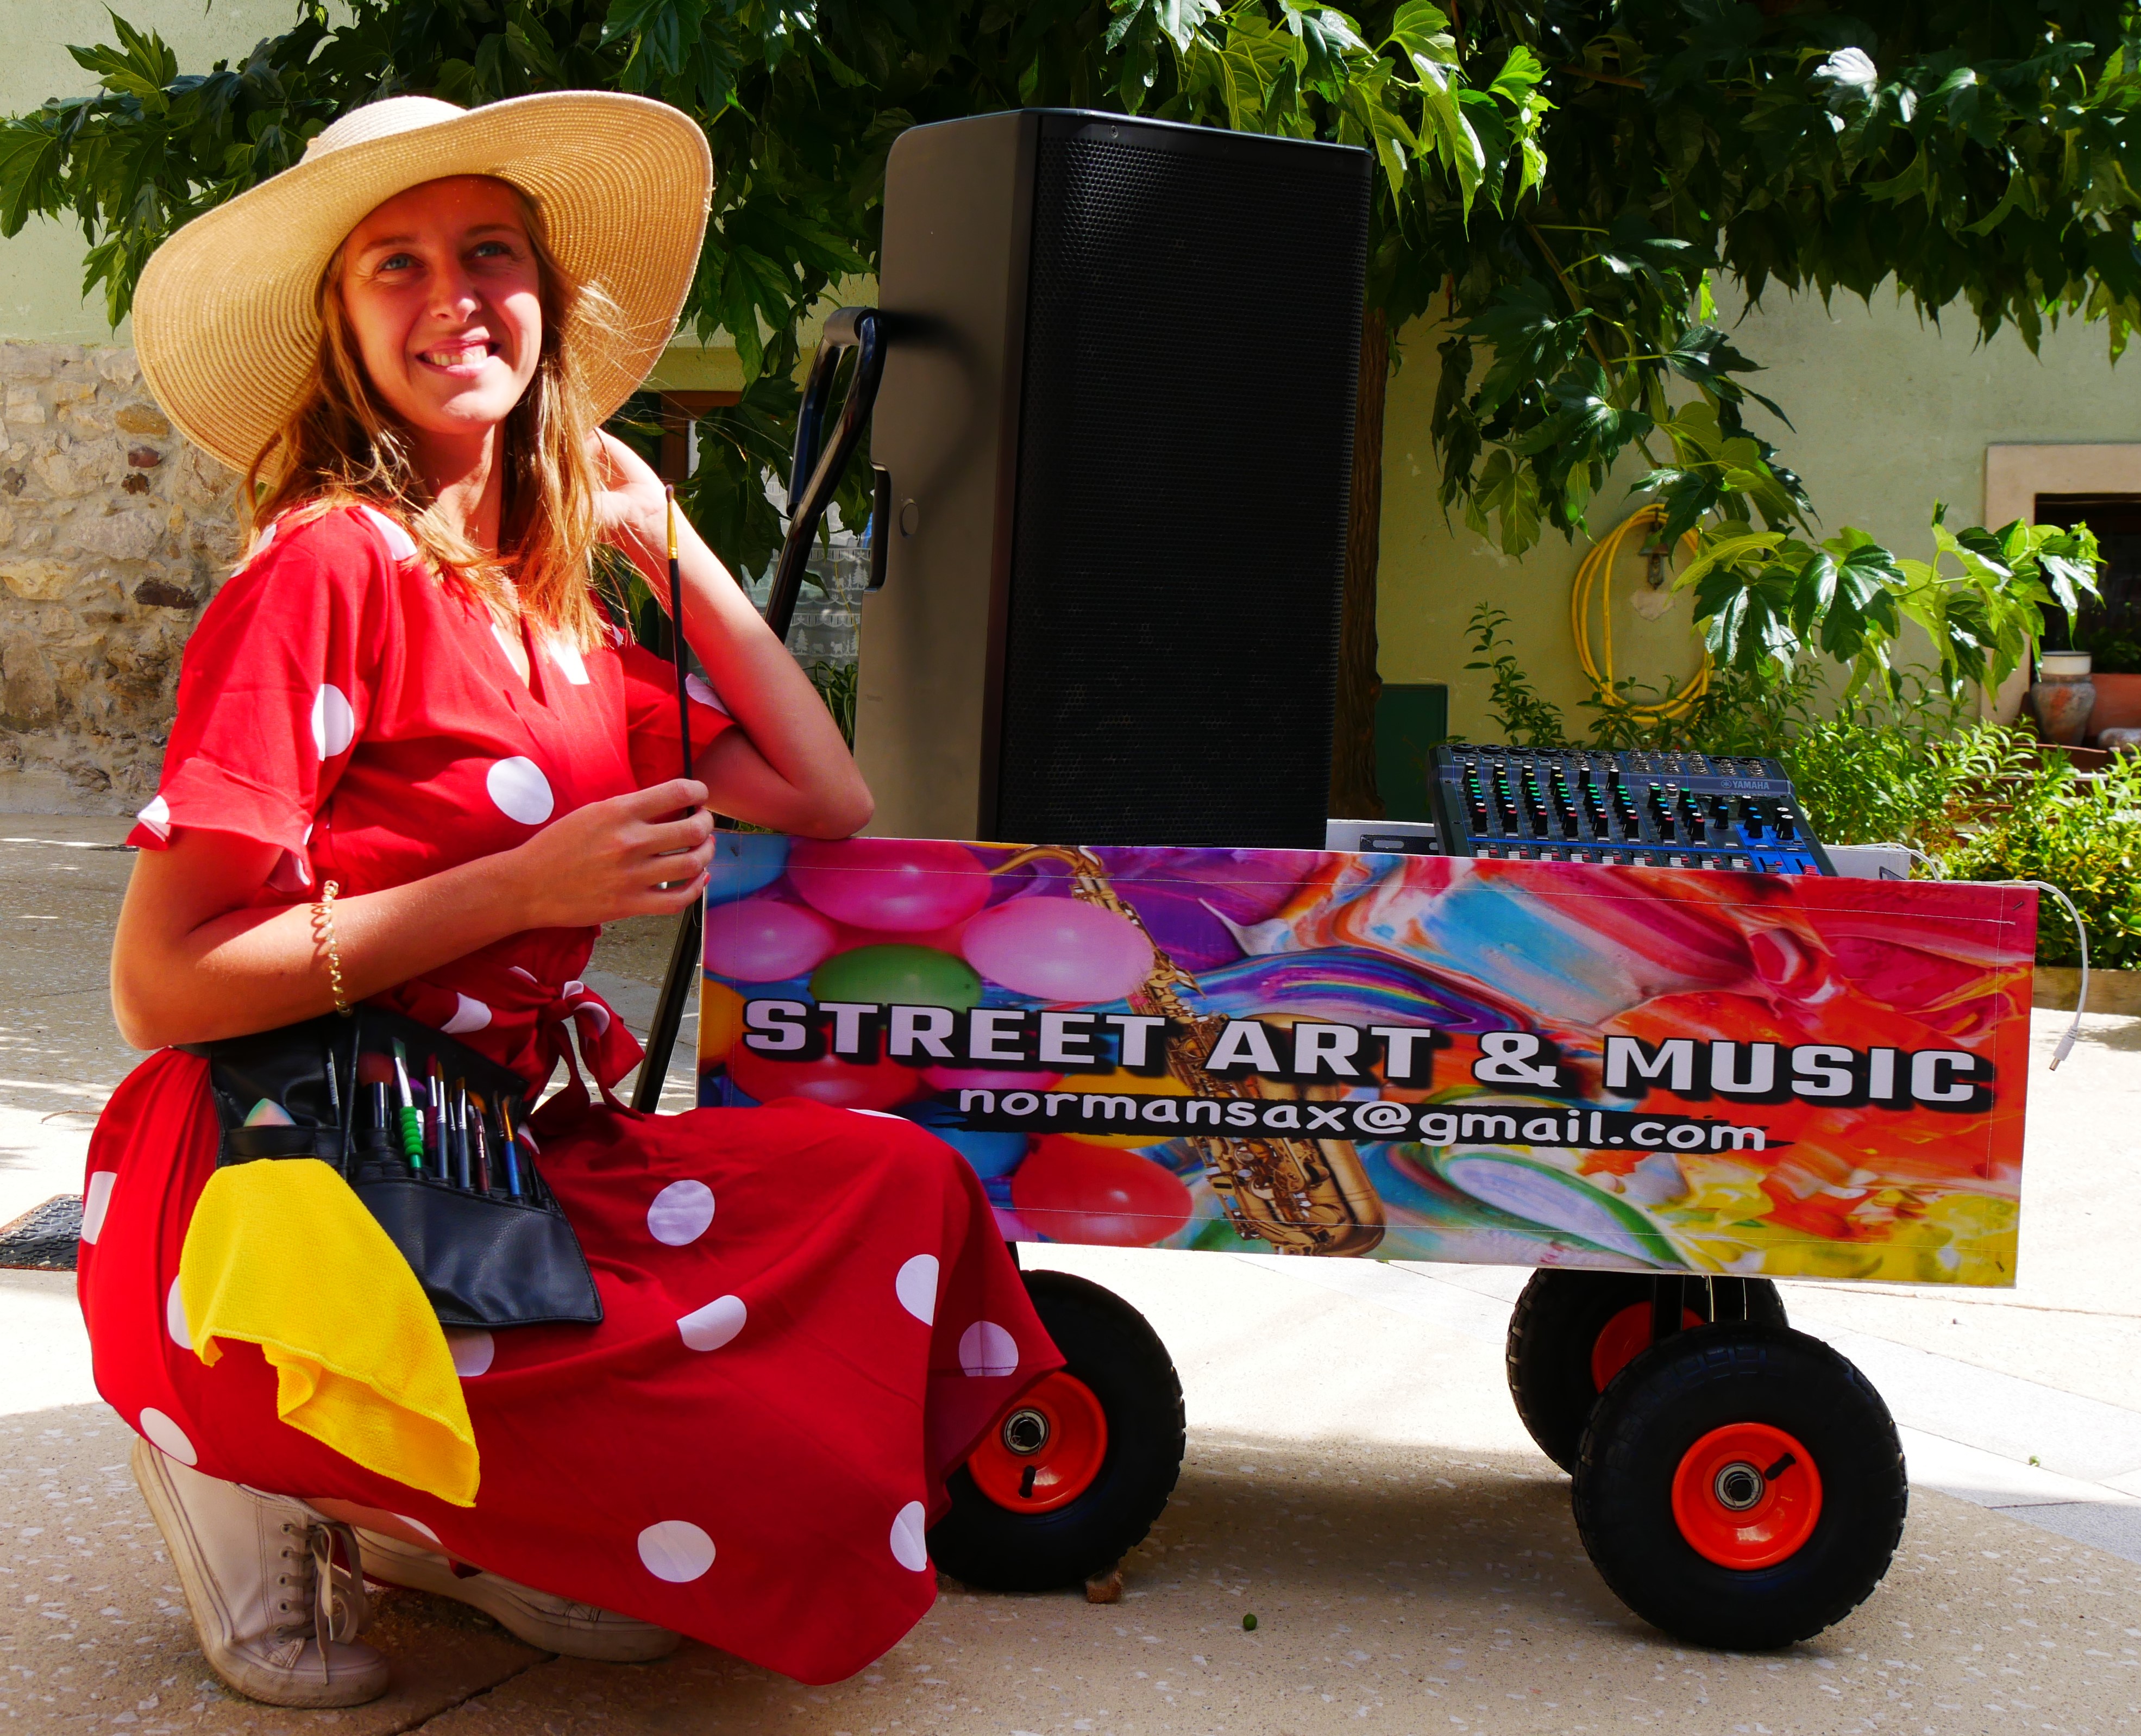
683;831;2036;1650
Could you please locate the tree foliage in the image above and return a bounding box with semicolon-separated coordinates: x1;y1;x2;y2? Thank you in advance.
4;0;2140;592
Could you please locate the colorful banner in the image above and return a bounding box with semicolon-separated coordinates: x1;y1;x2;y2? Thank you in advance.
699;838;2036;1286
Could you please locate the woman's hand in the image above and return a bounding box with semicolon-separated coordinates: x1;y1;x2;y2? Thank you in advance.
501;779;715;930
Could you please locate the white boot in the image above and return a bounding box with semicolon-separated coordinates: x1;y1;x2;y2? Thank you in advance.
355;1527;680;1662
131;1437;388;1708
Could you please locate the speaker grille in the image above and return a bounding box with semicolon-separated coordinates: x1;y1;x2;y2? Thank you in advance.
993;127;1367;848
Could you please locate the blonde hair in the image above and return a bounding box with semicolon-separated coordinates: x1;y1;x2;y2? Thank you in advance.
244;181;618;649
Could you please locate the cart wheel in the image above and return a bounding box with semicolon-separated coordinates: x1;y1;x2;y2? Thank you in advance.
927;1270;1184;1593
1572;1322;1906;1650
1506;1271;1786;1472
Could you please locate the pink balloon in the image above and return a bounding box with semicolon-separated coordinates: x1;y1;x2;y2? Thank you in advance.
787;839;993;932
923;1065;1065;1093
960;897;1155;1004
703;897;837;983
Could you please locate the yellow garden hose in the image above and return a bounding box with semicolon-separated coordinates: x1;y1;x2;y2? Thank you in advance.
1572;505;1711;723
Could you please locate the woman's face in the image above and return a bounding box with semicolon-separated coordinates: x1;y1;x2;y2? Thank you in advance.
337;176;544;457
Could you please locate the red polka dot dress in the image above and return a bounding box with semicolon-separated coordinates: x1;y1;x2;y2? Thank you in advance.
79;504;1059;1684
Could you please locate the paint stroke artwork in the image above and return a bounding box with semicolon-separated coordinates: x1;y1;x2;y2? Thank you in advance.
699;838;2035;1288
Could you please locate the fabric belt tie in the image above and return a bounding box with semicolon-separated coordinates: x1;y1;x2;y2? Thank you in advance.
379;966;646;1094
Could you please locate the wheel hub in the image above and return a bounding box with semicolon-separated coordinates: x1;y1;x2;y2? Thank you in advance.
1671;1421;1823;1570
966;1372;1109;1515
1712;1461;1765;1511
1002;1407;1051;1456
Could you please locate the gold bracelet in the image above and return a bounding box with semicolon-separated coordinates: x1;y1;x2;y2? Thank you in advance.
314;880;351;1016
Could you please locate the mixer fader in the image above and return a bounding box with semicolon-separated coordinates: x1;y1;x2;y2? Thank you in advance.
1427;744;1835;876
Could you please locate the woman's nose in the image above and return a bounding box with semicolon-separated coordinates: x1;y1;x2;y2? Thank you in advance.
426;262;481;321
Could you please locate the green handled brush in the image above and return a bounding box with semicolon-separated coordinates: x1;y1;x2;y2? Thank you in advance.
390;1041;424;1173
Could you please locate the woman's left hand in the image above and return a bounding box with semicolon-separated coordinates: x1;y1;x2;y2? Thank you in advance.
589;428;670;566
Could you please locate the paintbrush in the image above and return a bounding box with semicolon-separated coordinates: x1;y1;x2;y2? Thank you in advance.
468;1089;493;1193
666;484;693;784
497;1095;525;1200
390;1040;423;1173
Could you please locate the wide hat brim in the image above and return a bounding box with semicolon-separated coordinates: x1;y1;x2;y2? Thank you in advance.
133;91;713;474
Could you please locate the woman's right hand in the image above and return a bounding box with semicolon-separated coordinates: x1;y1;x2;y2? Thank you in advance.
503;779;715;929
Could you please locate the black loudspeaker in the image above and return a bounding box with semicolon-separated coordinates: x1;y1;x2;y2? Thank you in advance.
858;109;1371;847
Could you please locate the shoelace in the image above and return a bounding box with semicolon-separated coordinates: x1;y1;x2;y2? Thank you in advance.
268;1518;370;1676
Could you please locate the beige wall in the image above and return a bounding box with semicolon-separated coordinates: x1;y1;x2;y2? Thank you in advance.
1379;289;2141;741
0;0;323;342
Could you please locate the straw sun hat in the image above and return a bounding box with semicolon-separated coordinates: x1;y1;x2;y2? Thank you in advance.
132;91;713;474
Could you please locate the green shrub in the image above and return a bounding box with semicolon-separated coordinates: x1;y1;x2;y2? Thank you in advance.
1938;755;2141;970
1780;720;2036;854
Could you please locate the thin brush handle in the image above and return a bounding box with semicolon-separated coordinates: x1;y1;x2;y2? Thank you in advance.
666;485;692;782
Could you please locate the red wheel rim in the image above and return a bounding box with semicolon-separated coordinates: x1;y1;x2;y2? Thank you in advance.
1591;1301;1703;1392
966;1372;1109;1514
1671;1421;1823;1570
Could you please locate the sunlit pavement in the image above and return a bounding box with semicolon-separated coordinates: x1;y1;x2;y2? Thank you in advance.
2;825;2137;1734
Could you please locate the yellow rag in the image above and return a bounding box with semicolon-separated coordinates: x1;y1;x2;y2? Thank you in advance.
178;1158;479;1507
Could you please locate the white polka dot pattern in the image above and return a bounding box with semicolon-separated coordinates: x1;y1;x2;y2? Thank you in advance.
80;1170;116;1244
447;1328;495;1377
357;504;419;561
895;1254;939;1326
646;1180;715;1246
486;756;555;825
548;637;591;685
889;1501;929;1572
677;1294;746;1352
139;1408;197;1465
311;684;356;759
685;672;731;716
165;1279;191;1351
442;994;493;1036
637;1519;715;1582
957;1320;1019;1378
134;795;171;842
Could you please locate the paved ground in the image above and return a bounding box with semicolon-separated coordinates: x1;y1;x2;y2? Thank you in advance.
2;826;2139;1734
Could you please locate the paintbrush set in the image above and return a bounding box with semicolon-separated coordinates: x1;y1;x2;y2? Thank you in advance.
198;1006;599;1327
342;1043;543;1204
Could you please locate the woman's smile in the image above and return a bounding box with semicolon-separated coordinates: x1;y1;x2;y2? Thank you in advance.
416;334;504;378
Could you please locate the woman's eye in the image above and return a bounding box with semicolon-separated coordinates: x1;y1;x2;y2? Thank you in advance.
472;240;518;261
375;253;416;274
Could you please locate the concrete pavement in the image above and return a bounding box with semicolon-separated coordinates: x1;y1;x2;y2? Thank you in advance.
2;826;2139;1733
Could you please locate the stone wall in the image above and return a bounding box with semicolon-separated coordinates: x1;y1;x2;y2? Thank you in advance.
0;340;241;813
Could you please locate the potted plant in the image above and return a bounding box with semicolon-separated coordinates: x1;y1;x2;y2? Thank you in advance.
2079;628;2141;740
2030;649;2096;744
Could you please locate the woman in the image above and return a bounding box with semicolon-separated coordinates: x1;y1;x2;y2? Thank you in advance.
83;91;1056;1707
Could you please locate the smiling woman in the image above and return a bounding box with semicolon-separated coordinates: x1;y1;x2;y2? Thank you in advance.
79;91;1055;1710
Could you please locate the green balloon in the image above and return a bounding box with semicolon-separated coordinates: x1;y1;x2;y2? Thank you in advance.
809;944;983;1011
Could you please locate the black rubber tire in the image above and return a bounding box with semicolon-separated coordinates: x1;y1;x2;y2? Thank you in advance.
926;1270;1185;1593
1507;1271;1786;1473
1572;1322;1907;1650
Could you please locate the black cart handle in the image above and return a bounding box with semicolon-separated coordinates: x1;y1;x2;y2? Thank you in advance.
635;308;886;1113
763;307;884;643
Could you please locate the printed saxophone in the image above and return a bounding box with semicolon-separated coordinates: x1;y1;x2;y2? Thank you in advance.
994;847;1385;1256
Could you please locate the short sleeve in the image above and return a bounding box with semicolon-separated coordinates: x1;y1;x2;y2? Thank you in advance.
616;637;735;788
130;506;397;857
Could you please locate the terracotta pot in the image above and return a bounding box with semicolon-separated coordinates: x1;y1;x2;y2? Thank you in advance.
2088;669;2141;736
2031;672;2096;744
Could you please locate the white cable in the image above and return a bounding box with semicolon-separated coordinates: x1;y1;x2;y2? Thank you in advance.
1851;849;2085;1070
1850;840;1944;877
1981;879;2089;1071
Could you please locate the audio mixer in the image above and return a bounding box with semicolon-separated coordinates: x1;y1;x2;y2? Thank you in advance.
1426;745;1836;876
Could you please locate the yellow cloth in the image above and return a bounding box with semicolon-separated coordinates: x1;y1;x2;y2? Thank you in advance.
178;1158;479;1507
